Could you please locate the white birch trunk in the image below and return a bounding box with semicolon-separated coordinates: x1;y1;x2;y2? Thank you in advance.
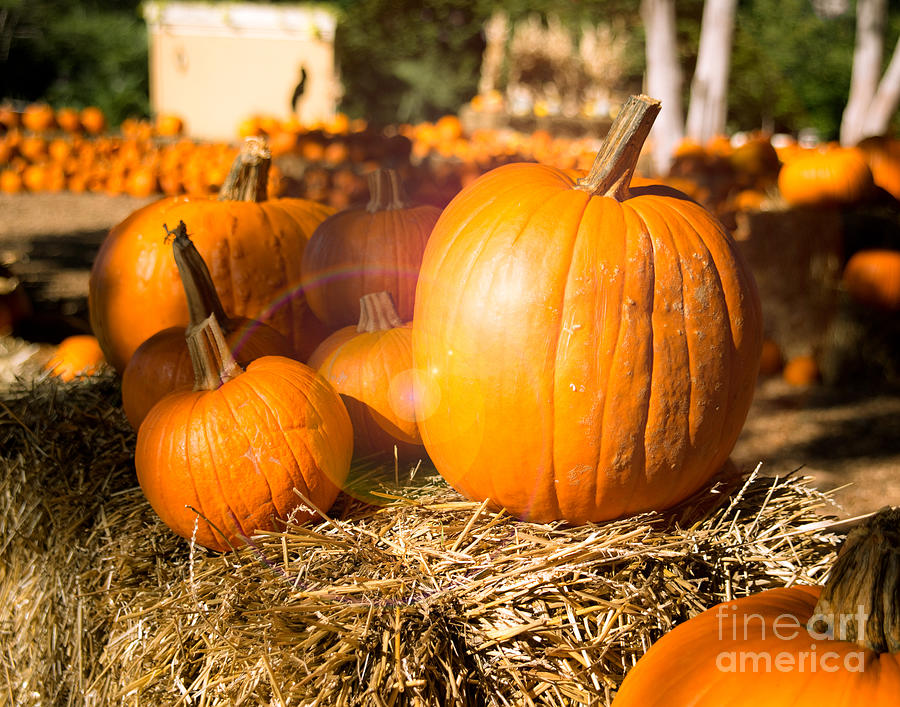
685;0;737;144
641;0;683;175
841;0;886;145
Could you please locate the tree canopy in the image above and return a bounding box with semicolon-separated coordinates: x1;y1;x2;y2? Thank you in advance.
0;0;897;139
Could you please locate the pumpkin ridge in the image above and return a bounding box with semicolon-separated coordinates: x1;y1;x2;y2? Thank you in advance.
664;195;761;479
202;388;256;543
625;196;699;510
640;196;733;507
242;362;328;508
185;393;226;545
615;202;656;518
547;189;594;519
221;372;287;526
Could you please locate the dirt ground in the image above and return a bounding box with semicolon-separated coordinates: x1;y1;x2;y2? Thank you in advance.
2;192;899;520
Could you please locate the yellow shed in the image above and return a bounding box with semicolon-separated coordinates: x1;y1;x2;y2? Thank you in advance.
143;1;341;141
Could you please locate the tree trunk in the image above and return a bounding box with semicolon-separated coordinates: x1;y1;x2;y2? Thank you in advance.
685;0;737;144
641;0;683;175
839;0;900;145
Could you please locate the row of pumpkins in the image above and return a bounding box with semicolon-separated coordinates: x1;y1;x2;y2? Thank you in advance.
16;96;900;701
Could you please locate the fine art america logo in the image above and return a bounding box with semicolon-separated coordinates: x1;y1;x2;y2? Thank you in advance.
715;602;868;673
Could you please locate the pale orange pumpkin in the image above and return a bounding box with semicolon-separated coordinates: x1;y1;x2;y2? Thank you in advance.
308;291;425;461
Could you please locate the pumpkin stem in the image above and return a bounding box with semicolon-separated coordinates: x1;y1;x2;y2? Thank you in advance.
218;136;271;203
357;291;404;332
811;506;900;653
186;312;243;391
366;168;407;213
574;94;661;199
165;221;230;327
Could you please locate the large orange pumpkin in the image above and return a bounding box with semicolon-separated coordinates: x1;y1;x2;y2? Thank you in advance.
612;508;900;706
412;95;763;523
89;137;333;373
308;291;425;461
135;312;353;552
121;221;296;431
300;168;441;330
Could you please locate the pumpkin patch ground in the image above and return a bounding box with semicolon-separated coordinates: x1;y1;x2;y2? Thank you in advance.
1;189;900;704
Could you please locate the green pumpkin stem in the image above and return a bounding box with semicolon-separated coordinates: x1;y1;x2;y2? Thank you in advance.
166;220;230;328
574;94;661;200
811;506;900;653
186;312;243;391
366;168;407;213
357;291;404;333
218;136;271;203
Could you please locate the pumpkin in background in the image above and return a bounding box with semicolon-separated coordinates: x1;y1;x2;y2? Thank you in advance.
842;248;900;311
135;312;353;552
778;146;875;206
79;107;106;136
89;137;334;373
728;134;781;189
612;507;900;706
783;354;820;387
300;168;441;330
121;221;295;431
856;135;900;200
44;335;106;381
412;95;763;524
308;291;424;461
22;103;55;133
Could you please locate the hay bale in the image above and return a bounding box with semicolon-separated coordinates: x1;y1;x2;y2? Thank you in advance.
2;374;844;705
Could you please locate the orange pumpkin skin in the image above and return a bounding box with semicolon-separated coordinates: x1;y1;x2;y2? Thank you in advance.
308;294;424;461
89;194;333;373
300;169;441;330
842;249;900;311
778;147;875;206
122;319;294;431
135;355;353;551
412;164;762;523
612;585;900;706
45;335;106;381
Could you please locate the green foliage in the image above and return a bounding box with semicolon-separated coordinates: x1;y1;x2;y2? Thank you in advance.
0;0;148;125
731;0;855;139
1;0;899;139
334;0;489;125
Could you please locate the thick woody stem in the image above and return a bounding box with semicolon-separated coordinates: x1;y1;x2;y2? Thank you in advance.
366;168;407;213
574;94;661;200
812;506;900;653
218;136;271;202
357;291;403;332
186;313;243;391
166;221;229;327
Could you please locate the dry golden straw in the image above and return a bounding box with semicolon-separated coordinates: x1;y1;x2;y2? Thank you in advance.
1;372;843;706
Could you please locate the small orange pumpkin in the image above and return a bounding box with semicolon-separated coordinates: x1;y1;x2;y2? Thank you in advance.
122;221;296;431
44;335;106;381
308;291;425;461
135;312;353;551
300;168;441;330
